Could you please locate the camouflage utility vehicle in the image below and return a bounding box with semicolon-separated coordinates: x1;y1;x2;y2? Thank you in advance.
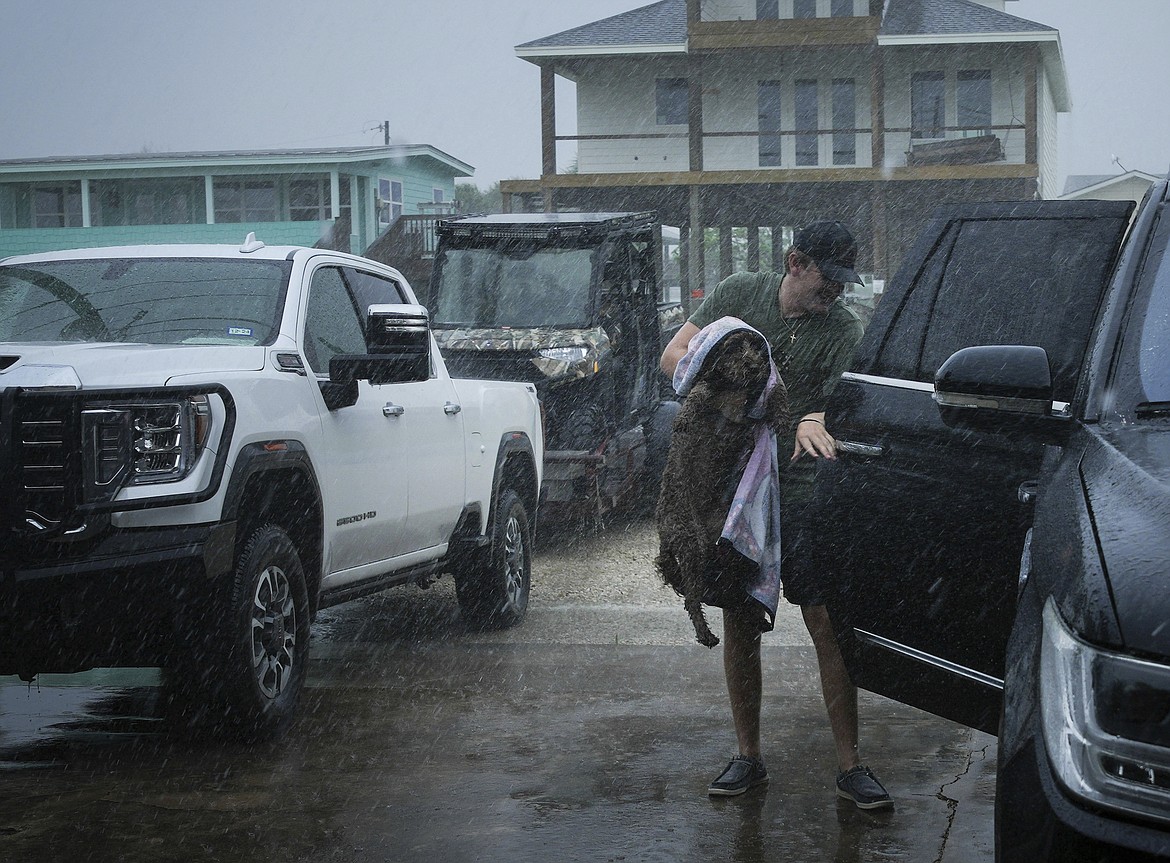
430;212;684;519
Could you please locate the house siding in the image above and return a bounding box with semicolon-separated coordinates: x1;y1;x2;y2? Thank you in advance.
882;44;1029;168
1038;70;1059;198
577;59;691;173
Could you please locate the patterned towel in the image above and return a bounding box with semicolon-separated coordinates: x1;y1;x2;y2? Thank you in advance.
673;316;783;624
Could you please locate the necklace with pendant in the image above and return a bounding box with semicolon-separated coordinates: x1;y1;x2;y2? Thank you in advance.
781;315;806;345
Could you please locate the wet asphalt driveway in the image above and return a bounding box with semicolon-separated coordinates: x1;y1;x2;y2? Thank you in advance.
0;515;996;862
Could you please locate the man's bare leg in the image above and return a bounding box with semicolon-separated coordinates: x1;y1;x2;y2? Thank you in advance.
801;603;859;771
722;607;763;759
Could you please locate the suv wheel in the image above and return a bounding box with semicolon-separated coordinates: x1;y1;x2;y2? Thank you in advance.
456;488;531;630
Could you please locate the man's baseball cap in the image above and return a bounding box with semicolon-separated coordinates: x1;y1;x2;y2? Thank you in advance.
794;220;862;285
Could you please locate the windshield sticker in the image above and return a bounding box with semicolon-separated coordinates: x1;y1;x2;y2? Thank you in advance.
227;326;254;338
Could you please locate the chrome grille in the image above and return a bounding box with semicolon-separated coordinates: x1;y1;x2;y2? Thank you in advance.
14;400;76;532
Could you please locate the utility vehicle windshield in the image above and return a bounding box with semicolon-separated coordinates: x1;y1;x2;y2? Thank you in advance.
0;258;291;345
432;245;596;328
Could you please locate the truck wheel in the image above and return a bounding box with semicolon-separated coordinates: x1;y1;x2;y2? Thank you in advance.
457;489;531;630
555;403;609;451
217;524;310;737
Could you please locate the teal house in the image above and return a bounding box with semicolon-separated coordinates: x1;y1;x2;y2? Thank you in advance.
0;145;473;258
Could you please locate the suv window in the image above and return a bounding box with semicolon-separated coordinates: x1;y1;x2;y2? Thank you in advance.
872;217;1118;400
304;266;366;375
1138;228;1170;404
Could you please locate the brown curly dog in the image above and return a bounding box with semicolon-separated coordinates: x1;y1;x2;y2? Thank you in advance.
655;329;788;647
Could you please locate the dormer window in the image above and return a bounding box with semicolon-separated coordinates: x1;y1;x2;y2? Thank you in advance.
756;0;778;19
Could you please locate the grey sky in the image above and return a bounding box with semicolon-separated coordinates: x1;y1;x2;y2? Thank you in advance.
0;1;1165;189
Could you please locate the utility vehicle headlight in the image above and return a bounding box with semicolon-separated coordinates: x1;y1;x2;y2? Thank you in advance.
532;346;596;379
83;394;213;497
1040;597;1170;825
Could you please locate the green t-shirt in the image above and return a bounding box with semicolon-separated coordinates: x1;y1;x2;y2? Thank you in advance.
689;271;864;499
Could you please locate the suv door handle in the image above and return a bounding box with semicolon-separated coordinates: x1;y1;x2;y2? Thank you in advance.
837;440;884;458
444;402;462;415
383;403;405;417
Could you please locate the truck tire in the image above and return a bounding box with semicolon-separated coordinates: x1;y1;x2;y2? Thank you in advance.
456;489;531;630
216;523;310;737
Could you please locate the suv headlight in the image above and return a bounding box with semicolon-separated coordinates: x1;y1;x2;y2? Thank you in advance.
1040;597;1170;824
82;394;213;499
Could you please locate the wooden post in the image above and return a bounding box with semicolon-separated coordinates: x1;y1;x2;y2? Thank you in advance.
686;185;704;312
870;46;885;170
719;226;733;281
772;226;787;272
688;56;704;172
541;65;557;178
747;226;761;272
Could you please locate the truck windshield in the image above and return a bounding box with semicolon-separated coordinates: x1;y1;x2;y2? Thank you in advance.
0;258;290;345
432;246;595;328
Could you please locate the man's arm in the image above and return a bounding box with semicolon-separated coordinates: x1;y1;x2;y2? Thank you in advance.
660;321;700;378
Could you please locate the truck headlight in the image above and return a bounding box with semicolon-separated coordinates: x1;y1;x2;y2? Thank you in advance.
532;345;597;379
1040;597;1170;825
82;394;213;498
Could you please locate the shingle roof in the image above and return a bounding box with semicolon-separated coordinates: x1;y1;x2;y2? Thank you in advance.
0;145;475;176
518;0;1055;57
880;0;1056;37
515;0;686;53
1062;171;1165;197
1062;174;1119;196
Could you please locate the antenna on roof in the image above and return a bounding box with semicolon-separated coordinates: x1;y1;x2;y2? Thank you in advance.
240;232;266;253
1111;154;1128;173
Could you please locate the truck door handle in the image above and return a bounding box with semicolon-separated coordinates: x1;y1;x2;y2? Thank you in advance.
444;402;462;415
837;440;884;458
383;403;405;417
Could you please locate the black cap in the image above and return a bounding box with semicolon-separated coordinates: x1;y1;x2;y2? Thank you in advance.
794;220;862;285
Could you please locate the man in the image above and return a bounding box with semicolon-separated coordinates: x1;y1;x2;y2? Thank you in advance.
659;220;891;809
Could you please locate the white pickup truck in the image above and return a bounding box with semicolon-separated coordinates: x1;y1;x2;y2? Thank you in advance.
0;235;543;737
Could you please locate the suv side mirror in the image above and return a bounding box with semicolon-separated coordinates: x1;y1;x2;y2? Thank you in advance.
323;305;432;410
933;345;1070;441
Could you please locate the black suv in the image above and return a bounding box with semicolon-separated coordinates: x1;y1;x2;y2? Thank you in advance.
815;181;1170;861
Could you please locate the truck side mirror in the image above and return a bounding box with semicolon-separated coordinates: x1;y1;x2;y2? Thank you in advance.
933;345;1070;442
322;305;432;410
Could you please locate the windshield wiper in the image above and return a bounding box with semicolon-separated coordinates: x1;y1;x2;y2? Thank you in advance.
1135;401;1170;418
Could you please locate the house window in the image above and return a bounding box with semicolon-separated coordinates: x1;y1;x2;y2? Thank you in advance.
433;188;444;203
289;177;332;221
795;79;819;166
656;78;688;126
957;69;992;136
33;183;83;228
92;178;203;226
911;71;946;139
756;0;779;19
793;0;817;19
832;78;856;165
830;0;854;15
213;177;277;223
378;178;403;228
758;81;783;167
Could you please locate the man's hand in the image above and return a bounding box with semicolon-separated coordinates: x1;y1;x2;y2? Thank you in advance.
792;412;837;461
